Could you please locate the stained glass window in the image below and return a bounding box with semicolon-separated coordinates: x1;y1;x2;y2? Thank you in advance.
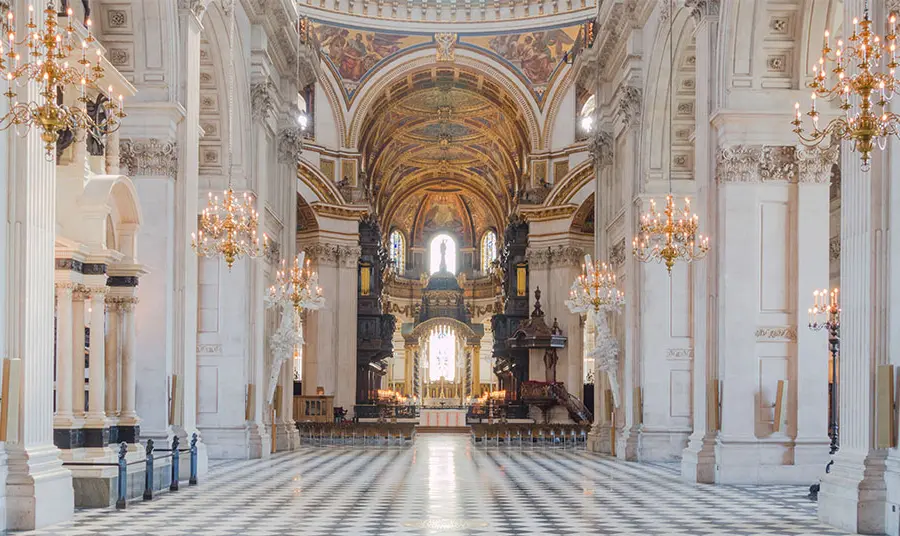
389;230;405;272
481;230;497;273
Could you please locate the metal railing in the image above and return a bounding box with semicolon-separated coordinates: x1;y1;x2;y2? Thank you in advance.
471;428;588;451
62;433;199;509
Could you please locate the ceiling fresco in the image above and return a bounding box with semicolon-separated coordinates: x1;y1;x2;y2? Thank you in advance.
309;20;588;103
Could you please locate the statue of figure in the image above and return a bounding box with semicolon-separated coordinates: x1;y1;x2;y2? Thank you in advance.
543;348;558;383
439;239;448;272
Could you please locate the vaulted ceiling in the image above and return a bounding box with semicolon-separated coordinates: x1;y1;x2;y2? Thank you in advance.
359;66;531;244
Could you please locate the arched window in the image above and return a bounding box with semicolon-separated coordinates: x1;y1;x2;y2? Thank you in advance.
389;230;405;272
429;234;456;274
481;230;497;273
579;94;596;133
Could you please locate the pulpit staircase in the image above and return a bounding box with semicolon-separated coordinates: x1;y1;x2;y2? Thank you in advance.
548;383;592;425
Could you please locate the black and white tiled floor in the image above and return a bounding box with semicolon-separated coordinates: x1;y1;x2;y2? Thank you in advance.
21;435;849;535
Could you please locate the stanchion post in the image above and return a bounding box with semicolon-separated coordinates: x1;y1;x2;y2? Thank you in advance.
170;435;180;491
144;438;155;500
116;442;128;509
189;432;199;485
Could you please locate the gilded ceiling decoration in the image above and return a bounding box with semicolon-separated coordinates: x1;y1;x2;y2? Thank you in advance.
309;20;589;104
360;67;529;238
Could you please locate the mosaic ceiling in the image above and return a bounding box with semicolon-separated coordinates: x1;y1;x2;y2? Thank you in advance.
310;21;587;103
360;67;529;236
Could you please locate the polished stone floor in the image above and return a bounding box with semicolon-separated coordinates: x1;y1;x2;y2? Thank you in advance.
22;435;848;535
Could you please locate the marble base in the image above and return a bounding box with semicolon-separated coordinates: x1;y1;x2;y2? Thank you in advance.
586;425;612;454
199;425;270;460
681;433;717;484
715;436;830;484
71;457;173;508
818;449;887;535
638;428;690;461
616;427;640;461
6;444;74;531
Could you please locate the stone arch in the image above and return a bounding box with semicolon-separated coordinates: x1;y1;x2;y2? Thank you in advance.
642;8;697;183
197;2;251;177
544;159;593;206
79;176;144;262
296;159;345;205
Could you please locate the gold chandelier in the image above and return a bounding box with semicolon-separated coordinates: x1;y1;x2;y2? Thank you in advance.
633;195;709;273
191;189;267;269
190;0;267;268
0;3;125;157
267;251;325;313
793;0;899;170
633;0;708;274
565;255;624;314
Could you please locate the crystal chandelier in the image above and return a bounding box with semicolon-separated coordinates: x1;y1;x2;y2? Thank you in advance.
564;255;624;314
633;0;708;273
0;3;125;157
190;0;266;268
266;251;325;314
191;188;267;269
793;0;898;171
633;195;709;273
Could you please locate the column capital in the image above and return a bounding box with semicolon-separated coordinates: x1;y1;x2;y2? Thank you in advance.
106;296;138;313
589;129;614;169
684;0;720;23
250;80;277;125
616;85;642;131
178;0;207;22
797;144;840;184
277;127;305;164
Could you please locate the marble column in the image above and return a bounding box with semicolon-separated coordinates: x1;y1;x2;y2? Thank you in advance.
72;291;86;416
118;298;140;437
617;87;642;461
54;284;75;428
104;300;120;423
84;288;108;440
682;6;719;483
4;3;75;520
794;147;835;471
173;1;203;456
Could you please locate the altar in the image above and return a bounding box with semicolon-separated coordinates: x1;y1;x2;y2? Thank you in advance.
419;408;467;427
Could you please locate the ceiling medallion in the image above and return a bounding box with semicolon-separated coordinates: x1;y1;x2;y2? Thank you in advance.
793;0;900;171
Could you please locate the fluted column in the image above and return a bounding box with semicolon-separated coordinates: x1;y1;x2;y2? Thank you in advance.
104;300;120;421
54;284;75;427
119;298;139;426
4;1;74;523
72;290;86;416
84;287;108;435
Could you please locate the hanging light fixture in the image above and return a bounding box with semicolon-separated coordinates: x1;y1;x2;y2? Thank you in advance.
267;251;325;314
793;0;900;171
632;0;709;273
0;2;125;157
191;1;267;269
565;255;624;314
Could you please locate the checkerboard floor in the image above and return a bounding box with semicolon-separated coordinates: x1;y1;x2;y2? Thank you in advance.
19;435;850;535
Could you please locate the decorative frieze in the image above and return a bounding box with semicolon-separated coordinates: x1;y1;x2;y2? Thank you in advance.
303;243;362;268
120;138;178;177
716;145;797;183
525;245;585;269
830;235;841;262
177;0;206;18
755;326;797;342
